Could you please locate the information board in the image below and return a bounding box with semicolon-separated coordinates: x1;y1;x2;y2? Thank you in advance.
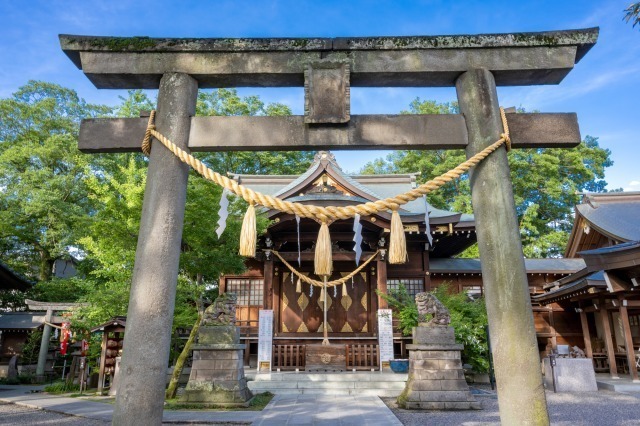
377;309;394;370
257;309;274;373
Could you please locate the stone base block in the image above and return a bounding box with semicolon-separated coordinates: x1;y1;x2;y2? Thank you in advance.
543;357;598;392
412;326;455;345
399;338;480;411
198;326;240;345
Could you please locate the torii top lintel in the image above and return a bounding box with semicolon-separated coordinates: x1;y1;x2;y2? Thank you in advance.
60;28;598;89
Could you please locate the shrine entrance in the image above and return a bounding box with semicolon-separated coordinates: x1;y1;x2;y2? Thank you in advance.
61;27;598;425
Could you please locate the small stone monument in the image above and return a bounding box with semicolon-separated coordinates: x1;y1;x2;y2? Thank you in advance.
7;355;19;382
181;293;252;406
398;292;480;410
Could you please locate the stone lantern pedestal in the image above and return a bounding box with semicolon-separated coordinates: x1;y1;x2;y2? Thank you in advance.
180;326;252;406
398;326;480;410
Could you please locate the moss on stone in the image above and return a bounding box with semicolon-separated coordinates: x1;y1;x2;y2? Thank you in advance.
88;37;158;51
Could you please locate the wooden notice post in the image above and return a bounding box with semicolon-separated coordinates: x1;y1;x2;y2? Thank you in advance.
60;28;598;425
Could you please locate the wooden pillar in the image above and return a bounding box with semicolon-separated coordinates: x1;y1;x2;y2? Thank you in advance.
376;256;388;309
619;302;639;382
113;73;198;426
599;308;619;379
456;68;548;425
36;308;53;379
263;258;273;310
272;268;281;333
422;251;430;291
579;310;593;359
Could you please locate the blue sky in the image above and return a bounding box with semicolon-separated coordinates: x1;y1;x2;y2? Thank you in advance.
1;1;638;190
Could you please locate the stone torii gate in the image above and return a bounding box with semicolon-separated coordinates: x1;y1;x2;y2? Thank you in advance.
60;28;598;425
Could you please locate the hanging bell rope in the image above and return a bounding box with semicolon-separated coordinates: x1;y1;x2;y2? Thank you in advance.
140;108;511;224
322;275;329;345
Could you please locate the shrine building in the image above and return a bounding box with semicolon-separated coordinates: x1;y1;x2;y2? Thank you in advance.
219;151;587;369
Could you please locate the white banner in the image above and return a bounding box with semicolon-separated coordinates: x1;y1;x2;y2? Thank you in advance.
377;309;394;369
257;310;274;373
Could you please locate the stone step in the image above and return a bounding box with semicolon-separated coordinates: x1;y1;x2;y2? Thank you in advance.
247;384;404;397
249;372;408;382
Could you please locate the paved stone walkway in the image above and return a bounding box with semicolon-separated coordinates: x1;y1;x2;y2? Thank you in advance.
251;394;402;426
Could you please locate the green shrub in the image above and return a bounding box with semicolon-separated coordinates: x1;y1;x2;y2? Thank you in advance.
378;283;489;373
44;381;80;394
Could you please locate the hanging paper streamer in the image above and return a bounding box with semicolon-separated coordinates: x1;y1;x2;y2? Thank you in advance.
310;285;313;298
333;285;337;297
216;189;230;238
423;196;433;246
352;276;354;289
352;213;363;265
296;215;301;267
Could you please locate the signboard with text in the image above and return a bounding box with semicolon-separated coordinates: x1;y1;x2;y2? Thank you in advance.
377;309;394;370
257;309;274;373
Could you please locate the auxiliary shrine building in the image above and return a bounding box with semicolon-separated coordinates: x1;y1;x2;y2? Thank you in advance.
220;152;589;369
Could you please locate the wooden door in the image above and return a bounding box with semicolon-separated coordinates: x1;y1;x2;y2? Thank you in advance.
280;269;370;334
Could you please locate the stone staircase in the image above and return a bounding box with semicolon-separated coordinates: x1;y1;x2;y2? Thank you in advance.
246;370;408;397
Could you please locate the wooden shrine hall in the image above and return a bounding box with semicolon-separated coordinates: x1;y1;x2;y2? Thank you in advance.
219;151;587;369
534;192;640;382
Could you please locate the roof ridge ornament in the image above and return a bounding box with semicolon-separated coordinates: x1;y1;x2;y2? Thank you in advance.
313;151;341;170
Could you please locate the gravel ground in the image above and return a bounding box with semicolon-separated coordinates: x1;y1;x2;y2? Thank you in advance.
385;390;640;425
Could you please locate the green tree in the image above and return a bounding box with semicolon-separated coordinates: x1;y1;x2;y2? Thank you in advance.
195;89;315;175
0;81;111;281
361;99;612;258
624;2;640;28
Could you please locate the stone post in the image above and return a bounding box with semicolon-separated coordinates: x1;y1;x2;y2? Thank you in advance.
456;69;549;425
113;73;198;425
36;308;53;379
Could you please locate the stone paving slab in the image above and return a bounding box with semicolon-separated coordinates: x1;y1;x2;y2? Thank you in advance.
0;385;259;424
251;394;402;426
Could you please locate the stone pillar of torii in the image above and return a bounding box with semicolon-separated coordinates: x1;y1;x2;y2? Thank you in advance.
60;28;598;425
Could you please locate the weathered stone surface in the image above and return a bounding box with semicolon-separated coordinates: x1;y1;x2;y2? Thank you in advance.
305;61;350;123
543;357;598;392
457;68;549;424
60;28;598;88
112;73;197;426
77;112;580;153
7;356;18;381
197;326;240;345
181;325;252;407
399;328;478;411
412;325;455;344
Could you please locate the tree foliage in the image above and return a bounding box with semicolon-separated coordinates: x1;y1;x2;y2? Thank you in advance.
0;81;110;281
378;283;489;372
362;98;613;257
624;2;640;28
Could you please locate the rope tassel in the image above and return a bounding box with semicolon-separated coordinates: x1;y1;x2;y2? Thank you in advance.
389;209;408;264
314;221;333;277
239;203;257;257
342;282;347;297
296;278;302;293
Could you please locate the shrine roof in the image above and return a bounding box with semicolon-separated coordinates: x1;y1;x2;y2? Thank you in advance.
575;192;640;242
0;261;33;291
0;312;45;331
532;270;606;304
234;152;468;220
430;258;586;275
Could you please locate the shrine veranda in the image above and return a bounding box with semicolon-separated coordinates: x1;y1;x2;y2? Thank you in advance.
61;28;598;425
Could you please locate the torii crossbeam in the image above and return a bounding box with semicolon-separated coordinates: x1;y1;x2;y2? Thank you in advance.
60;28;598;426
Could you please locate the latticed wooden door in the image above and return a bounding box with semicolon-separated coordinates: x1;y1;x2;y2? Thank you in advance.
280;269;370;334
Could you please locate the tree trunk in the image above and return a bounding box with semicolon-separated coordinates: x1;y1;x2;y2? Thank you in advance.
39;251;53;282
165;294;203;400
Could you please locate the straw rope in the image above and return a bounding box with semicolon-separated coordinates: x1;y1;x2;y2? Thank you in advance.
271;250;380;287
140;108;511;223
